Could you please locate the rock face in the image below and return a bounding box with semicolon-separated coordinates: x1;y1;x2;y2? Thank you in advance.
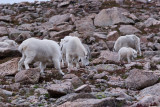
94;7;134;27
15;68;40;84
0;58;19;76
47;82;74;98
125;70;159;90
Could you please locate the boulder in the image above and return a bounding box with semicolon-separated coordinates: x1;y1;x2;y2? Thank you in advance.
125;69;159;90
119;25;141;35
47;81;74;98
132;95;160;107
0;58;19;76
15;68;40;84
94;7;134;27
75;16;95;33
137;83;160;99
143;18;160;27
49;14;70;25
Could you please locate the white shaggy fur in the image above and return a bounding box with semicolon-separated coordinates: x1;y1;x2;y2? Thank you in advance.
118;47;137;63
114;34;141;56
60;36;89;69
18;38;64;75
60;36;73;67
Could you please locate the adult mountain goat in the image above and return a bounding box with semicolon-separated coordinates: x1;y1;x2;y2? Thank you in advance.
60;36;89;69
114;34;141;56
18;38;64;75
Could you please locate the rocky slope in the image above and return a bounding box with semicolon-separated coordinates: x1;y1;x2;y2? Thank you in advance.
0;0;160;106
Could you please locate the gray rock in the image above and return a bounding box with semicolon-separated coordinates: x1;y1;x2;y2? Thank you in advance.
0;58;19;76
137;83;160;99
0;27;8;37
75;16;95;33
94;7;134;27
143;18;160;27
47;81;74;98
125;69;159;90
49;14;70;26
15;68;40;84
119;25;141;35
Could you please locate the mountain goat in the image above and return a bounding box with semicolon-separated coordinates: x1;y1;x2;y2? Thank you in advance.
114;34;141;56
60;36;89;69
18;38;64;75
118;47;137;63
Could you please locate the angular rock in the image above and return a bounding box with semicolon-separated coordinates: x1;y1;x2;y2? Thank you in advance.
137;83;160;99
0;27;8;37
106;31;119;41
94;7;134;27
125;69;159;90
143;18;160;27
75;16;95;33
75;84;91;93
49;14;70;25
91;51;119;64
15;68;40;84
132;95;160;107
0;58;19;76
119;25;141;35
47;81;74;98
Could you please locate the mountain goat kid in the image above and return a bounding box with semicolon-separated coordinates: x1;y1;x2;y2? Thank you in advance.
118;47;137;63
18;38;64;75
60;36;89;69
114;34;141;56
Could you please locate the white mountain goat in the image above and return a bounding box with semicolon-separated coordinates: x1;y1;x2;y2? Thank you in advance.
60;36;89;69
118;47;137;63
114;34;141;56
18;38;64;75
